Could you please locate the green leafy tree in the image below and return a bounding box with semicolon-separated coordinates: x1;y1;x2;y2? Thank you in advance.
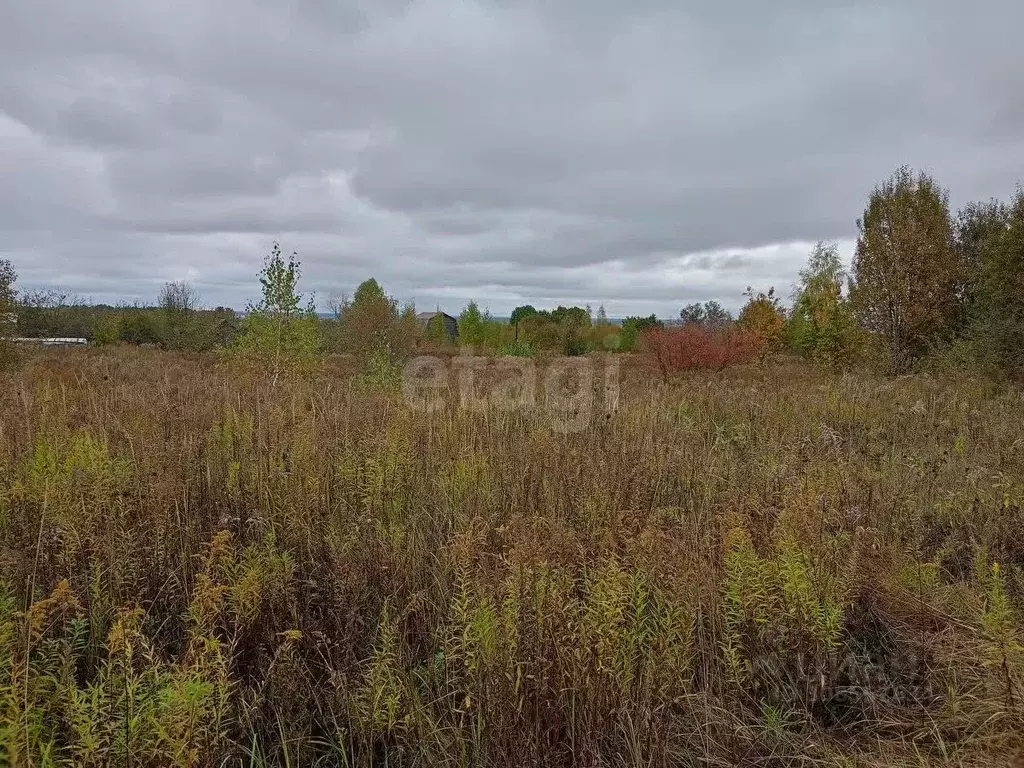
233;243;321;385
158;281;201;351
520;313;561;351
548;305;591;356
117;305;161;345
619;314;663;352
510;304;538;341
850;167;960;371
962;190;1024;376
955;200;1008;331
788;242;859;366
549;305;591;328
479;307;508;349
92;311;122;347
12;289;66;338
425;313;453;344
458;301;486;347
680;301;733;327
394;301;423;355
704;301;732;327
206;308;240;348
679;302;706;325
353;278;385;306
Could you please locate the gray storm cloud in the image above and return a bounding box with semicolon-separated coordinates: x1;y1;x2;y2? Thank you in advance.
1;0;1022;316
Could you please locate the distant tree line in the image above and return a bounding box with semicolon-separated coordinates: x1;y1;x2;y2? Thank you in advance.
5;285;239;351
1;165;1021;380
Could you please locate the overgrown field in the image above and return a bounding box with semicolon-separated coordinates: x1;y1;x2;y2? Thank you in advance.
1;349;1023;766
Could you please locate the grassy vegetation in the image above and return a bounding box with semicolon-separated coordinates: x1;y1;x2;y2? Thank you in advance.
1;347;1023;766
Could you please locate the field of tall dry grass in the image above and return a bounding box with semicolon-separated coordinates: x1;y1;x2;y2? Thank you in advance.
1;347;1022;766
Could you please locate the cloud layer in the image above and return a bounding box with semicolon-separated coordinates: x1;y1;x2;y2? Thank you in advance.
2;0;1022;316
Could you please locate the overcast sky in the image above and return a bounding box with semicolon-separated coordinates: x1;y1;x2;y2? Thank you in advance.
2;1;1022;317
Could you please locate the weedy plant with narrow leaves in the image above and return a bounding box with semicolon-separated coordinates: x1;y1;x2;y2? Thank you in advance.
0;346;1022;766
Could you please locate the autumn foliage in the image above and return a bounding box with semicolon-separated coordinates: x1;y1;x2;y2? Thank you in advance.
851;167;961;371
737;286;787;364
642;324;761;379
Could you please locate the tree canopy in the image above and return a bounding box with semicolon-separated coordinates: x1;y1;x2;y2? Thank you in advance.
850;167;959;371
233;243;321;384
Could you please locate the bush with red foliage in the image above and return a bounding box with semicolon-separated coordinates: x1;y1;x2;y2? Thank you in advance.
641;325;762;380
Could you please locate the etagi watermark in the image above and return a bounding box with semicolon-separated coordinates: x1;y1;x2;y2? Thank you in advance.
402;348;621;433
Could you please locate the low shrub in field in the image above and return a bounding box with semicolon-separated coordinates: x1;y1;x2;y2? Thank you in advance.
358;340;405;390
562;335;588;357
586;321;620;351
618;314;663;352
496;339;534;357
642;325;761;379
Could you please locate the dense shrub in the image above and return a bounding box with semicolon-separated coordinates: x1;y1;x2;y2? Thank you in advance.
117;306;162;345
334;278;421;363
643;325;760;380
738;287;786;364
91;311;122;346
562;335;588;356
13;290;238;351
509;304;538;341
619;314;663;352
496;339;534;357
517;309;588;355
157;280;219;351
788;242;861;367
958;190;1024;378
457;301;508;351
586;320;620;351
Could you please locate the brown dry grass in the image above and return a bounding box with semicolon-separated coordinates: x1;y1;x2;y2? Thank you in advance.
0;347;1022;766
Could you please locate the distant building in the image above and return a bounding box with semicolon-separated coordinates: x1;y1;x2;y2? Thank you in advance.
416;311;459;342
11;337;89;347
